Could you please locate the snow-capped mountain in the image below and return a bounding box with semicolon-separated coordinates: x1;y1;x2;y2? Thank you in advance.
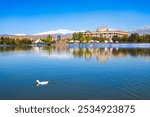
129;26;150;35
34;29;84;35
0;33;27;36
0;29;85;37
13;33;27;36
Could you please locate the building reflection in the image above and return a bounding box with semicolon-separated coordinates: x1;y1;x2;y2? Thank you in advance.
0;45;150;63
71;47;127;63
38;46;150;63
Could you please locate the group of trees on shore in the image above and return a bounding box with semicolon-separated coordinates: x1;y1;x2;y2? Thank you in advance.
0;35;55;45
0;37;32;45
42;35;56;45
112;33;150;43
68;32;108;42
69;32;150;43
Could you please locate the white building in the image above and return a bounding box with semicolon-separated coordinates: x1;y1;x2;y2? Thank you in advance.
84;26;128;39
33;39;45;44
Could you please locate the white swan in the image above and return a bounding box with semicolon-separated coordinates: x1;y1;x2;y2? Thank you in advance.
36;80;49;86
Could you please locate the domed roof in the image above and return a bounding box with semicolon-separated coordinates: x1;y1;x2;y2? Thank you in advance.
85;30;91;33
97;26;109;32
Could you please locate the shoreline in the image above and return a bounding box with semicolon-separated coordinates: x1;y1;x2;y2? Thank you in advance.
68;43;150;48
1;43;150;48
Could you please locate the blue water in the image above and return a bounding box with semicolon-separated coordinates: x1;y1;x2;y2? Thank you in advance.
0;45;150;100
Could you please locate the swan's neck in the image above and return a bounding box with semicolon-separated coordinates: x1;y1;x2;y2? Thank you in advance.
37;80;40;84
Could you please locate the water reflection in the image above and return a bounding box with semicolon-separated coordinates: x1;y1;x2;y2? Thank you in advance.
0;45;150;63
0;45;150;99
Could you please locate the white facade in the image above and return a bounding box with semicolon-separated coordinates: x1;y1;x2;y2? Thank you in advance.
84;26;128;39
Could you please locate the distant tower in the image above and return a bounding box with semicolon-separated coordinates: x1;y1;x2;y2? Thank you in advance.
57;35;61;41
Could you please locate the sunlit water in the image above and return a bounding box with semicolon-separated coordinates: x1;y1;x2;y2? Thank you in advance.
0;44;150;100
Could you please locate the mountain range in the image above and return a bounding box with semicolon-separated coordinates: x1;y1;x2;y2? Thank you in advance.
34;29;84;35
0;29;83;37
129;26;150;35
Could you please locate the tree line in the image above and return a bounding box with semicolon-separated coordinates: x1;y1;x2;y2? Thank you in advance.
69;32;150;43
0;36;32;45
0;35;55;45
112;33;150;43
68;32;108;42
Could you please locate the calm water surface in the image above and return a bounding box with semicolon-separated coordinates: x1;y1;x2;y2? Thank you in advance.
0;44;150;100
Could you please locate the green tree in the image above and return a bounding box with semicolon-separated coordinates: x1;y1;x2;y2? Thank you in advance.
128;33;139;43
85;36;92;42
1;37;5;44
80;36;86;42
43;35;54;45
15;39;22;45
121;35;129;43
0;37;3;44
78;32;83;40
72;33;79;40
66;38;72;43
112;35;120;42
6;38;15;45
22;38;32;44
72;32;84;41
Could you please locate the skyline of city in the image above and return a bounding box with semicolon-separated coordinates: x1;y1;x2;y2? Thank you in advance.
0;0;150;34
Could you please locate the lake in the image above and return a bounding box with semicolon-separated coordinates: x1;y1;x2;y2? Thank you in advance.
0;44;150;100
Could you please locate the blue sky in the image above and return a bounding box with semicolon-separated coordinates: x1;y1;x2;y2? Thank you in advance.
0;0;150;34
